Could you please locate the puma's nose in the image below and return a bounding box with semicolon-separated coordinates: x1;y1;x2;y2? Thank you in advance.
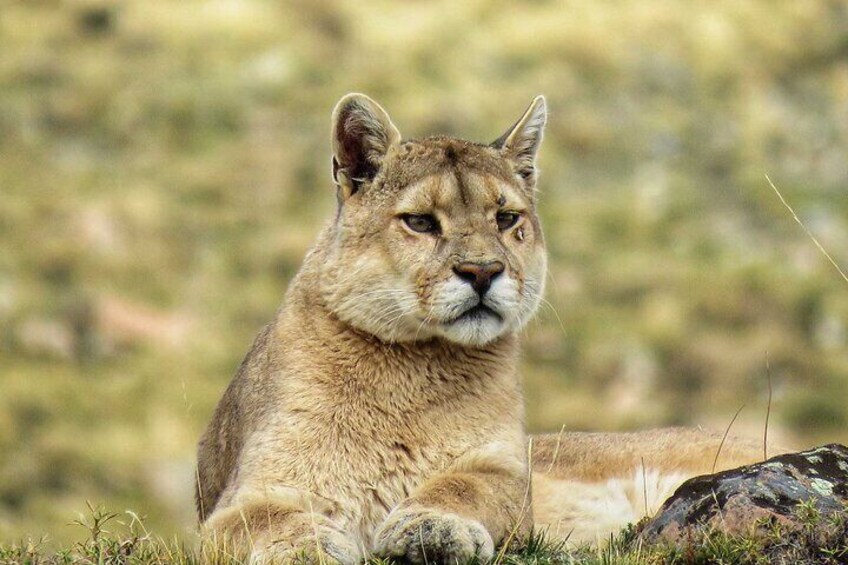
453;261;505;296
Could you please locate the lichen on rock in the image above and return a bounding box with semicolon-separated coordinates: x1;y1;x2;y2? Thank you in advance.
638;444;848;544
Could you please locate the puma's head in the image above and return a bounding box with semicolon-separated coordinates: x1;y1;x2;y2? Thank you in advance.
316;93;548;347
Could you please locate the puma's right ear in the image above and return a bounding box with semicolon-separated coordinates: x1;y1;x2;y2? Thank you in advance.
492;95;547;186
331;93;401;200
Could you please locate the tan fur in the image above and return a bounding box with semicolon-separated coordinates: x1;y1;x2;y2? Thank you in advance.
196;95;773;563
530;429;786;544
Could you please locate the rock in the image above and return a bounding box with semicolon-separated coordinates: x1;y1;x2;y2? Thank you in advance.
638;444;848;544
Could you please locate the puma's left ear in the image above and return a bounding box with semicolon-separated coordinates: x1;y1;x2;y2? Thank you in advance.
492;95;547;184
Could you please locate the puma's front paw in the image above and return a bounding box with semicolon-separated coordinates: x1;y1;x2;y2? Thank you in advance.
250;518;361;565
374;506;494;564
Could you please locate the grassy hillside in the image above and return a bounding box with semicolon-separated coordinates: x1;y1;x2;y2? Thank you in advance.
1;0;847;548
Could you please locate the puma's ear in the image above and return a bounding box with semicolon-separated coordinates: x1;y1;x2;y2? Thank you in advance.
331;93;401;199
492;95;547;185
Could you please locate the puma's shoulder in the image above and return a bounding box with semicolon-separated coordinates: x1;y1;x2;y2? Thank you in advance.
195;322;278;519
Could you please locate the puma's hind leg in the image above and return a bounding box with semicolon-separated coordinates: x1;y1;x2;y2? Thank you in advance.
529;427;788;545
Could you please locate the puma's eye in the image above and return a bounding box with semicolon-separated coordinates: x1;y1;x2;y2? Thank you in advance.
402;214;440;234
496;211;520;231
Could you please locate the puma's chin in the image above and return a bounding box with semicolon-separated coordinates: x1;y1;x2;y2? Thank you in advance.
344;305;509;347
434;307;507;347
359;315;507;347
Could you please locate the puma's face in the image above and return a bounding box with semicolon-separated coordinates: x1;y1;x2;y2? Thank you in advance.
319;94;548;347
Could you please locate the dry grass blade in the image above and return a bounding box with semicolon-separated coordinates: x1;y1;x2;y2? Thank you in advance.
712;404;745;474
765;173;848;285
641;456;649;517
763;351;773;462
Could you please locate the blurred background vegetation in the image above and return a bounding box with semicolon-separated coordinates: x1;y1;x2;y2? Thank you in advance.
1;0;847;548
